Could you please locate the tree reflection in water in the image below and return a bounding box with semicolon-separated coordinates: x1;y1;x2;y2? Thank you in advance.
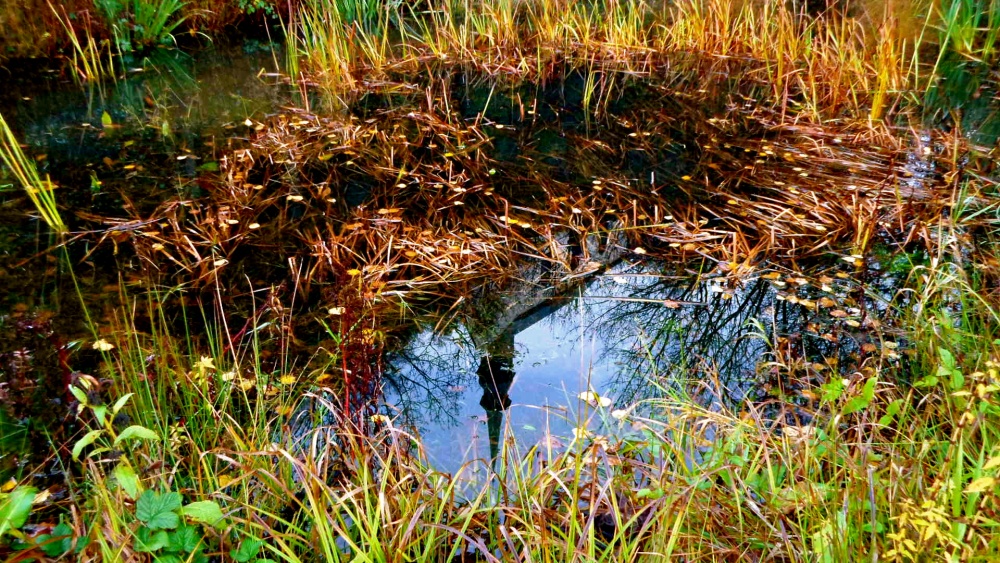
383;259;871;472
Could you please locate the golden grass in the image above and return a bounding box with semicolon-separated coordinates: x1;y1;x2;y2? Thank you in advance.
286;0;931;124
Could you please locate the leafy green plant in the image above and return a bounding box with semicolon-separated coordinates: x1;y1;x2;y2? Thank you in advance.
130;489;222;561
236;0;275;16
95;0;190;52
10;516;90;558
0;486;36;541
71;387;227;560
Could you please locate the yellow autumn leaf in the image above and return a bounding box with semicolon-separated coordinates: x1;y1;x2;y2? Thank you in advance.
965;477;996;493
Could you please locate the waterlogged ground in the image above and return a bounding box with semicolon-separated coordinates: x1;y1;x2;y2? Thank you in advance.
0;43;956;476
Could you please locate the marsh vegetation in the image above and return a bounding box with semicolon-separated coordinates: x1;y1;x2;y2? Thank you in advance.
1;0;1000;561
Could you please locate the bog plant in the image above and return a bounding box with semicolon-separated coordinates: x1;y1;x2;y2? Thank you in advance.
95;0;189;52
68;386;230;561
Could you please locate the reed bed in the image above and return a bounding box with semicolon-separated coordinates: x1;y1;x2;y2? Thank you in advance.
283;0;949;123
16;225;1000;560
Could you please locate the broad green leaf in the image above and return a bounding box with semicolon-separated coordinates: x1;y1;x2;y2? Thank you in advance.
114;462;141;500
72;429;105;461
0;486;37;538
167;523;201;553
878;399;904;427
939;348;956;372
136;490;182;530
861;376;877;402
843;377;877;415
231;538;263;562
179;501;224;527
820;379;844;403
93;404;107;427
69;385;89;406
842;396;868;415
38;522;74;557
134;526;170;552
951;369;965;391
114;425;160;446
112;393;134;416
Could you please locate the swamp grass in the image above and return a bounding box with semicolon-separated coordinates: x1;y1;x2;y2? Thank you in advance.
4;83;1000;559
2;0;1000;562
9;206;1000;561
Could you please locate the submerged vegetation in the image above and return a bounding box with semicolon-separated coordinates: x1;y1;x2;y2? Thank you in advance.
1;0;1000;561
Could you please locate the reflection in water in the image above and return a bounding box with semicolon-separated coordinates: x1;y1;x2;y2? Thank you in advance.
384;258;877;473
477;331;516;463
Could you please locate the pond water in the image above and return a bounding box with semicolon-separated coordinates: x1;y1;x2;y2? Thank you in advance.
0;42;962;477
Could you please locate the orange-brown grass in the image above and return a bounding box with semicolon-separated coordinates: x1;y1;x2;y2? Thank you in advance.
104;72;959;322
